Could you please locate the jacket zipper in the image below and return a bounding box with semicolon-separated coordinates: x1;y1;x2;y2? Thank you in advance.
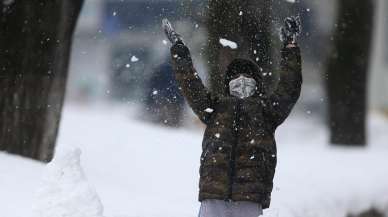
227;100;241;200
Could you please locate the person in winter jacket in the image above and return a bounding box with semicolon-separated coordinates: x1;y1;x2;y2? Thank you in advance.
163;16;302;217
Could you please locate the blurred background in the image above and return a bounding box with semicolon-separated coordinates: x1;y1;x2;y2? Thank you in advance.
67;0;388;126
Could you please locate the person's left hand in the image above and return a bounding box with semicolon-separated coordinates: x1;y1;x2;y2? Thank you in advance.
280;16;302;46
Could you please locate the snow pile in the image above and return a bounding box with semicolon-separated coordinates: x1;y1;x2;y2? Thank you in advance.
0;106;387;217
267;145;388;217
219;38;238;49
33;147;104;217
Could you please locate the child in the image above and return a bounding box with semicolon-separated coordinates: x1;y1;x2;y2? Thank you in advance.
163;16;302;217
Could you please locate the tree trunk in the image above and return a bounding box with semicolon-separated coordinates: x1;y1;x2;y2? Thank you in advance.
0;0;83;162
206;0;273;95
326;0;375;146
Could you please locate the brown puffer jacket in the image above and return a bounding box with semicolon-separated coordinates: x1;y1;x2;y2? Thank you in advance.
170;43;302;209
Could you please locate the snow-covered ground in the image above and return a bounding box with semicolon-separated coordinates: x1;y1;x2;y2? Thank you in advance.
1;105;388;217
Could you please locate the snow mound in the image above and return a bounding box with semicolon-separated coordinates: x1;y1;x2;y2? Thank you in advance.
33;147;104;217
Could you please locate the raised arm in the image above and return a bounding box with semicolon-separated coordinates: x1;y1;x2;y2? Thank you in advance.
263;16;303;127
163;19;214;124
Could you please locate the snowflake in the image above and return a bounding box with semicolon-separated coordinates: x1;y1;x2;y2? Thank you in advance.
219;38;238;49
131;56;139;62
204;108;214;113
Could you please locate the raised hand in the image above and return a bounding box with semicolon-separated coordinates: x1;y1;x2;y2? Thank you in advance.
280;16;302;46
162;18;184;45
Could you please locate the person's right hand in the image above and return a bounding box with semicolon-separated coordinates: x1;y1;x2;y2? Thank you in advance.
162;18;184;45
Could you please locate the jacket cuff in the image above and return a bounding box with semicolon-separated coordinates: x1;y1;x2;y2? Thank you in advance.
172;57;193;73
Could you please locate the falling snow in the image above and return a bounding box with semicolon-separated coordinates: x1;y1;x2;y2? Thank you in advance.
204;108;214;113
131;56;139;62
219;38;238;49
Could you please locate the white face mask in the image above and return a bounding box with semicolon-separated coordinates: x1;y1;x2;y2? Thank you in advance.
229;75;257;99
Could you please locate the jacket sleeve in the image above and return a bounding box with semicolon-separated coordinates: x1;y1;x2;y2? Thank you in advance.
170;43;214;124
263;46;302;127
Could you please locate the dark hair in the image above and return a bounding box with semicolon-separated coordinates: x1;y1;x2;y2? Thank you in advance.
224;58;263;95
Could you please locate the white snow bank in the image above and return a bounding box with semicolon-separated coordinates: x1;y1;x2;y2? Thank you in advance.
33;147;104;217
268;145;388;217
0;152;43;217
0;105;387;217
219;38;238;49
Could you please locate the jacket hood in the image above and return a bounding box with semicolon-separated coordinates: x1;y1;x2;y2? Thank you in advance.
224;58;263;95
